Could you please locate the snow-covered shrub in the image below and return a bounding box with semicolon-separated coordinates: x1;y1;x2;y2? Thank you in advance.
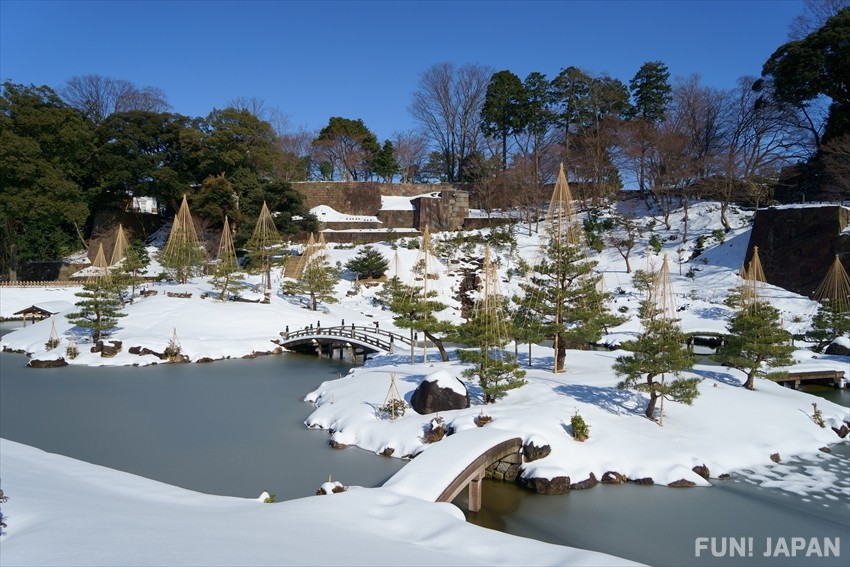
424;415;446;443
475;411;492;427
570;412;589;442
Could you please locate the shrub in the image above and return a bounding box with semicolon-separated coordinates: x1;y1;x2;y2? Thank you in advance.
649;234;662;254
66;344;79;359
571;411;589;441
712;228;726;244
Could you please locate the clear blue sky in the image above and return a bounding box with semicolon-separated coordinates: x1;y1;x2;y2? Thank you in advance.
1;0;804;142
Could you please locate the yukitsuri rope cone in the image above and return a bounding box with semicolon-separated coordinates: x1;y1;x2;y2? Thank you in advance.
213;215;238;300
247;202;282;296
91;243;111;284
110;224;129;267
812;255;850;310
161;194;205;283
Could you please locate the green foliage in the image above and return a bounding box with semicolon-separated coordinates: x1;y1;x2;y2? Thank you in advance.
283;253;341;311
262;493;276;504
66;282;127;343
570;412;589;441
715;301;795;390
614;300;697;420
481;70;526;169
711;228;726;245
45;337;60;350
345;245;389;279
159;235;205;284
806;299;850;352
649;234;662;253
459;347;526;403
760;8;850;143
631;269;655;294
453;294;526;403
193;174;241;227
312;117;379;181
164;336;182;362
582;209;613;253
516;225;625;372
372;140;399;182
112;240;150;303
65;344;79;359
628;60;672;123
0;82;96;278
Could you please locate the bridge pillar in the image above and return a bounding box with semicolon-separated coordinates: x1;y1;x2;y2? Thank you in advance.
468;469;484;513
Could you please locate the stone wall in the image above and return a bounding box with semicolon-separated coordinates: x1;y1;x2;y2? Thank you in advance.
745;205;850;296
293;182;382;215
414;190;469;231
292;181;471;212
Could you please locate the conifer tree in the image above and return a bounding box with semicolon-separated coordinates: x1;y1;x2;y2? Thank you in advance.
614;303;698;420
66;282;126;343
212;216;239;301
455;295;526;403
808;300;850;351
284;247;340;311
517;228;622;372
454;246;526;401
715;301;795;390
160;195;205;284
386;280;453;362
615;256;698;421
806;256;850;351
345;245;389;279
112;240;149;304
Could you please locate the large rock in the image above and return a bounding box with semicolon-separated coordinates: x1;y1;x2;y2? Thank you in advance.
28;357;68;368
522;440;551;463
570;473;598;490
825;340;850;356
410;370;469;415
520;475;571;495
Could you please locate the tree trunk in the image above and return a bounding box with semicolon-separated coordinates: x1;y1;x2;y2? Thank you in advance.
742;371;755;390
554;332;567;373
310;292;317;311
424;330;449;362
645;389;659;419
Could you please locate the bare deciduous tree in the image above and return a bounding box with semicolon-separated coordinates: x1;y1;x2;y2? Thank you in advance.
392;130;430;183
409;63;492;182
789;0;849;40
62;74;168;124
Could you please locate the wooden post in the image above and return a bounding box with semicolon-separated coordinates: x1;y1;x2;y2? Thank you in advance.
468;469;484;513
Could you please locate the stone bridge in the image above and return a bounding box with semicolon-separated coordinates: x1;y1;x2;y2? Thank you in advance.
382;428;523;512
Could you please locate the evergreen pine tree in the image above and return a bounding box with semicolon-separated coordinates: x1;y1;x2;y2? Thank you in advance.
614;301;698;420
345;245;389;279
715;301;795;390
454;296;526;403
807;300;850;351
66;282;126;343
112;240;149;304
517;227;623;372
284;252;340;311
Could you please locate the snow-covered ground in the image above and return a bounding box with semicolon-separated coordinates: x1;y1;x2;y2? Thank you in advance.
1;199;848;565
0;439;634;566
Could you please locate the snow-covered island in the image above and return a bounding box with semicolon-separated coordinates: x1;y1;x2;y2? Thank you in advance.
1;200;848;565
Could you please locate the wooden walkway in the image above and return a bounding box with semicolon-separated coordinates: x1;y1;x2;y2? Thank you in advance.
770;369;846;389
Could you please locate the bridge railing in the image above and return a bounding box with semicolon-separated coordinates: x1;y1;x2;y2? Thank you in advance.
280;325;413;351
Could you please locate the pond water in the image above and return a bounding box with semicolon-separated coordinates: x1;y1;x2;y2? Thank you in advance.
1;320;847;566
0;342;404;500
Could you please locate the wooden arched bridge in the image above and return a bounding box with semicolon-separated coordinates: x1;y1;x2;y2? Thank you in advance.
279;324;413;359
382;428;523;513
